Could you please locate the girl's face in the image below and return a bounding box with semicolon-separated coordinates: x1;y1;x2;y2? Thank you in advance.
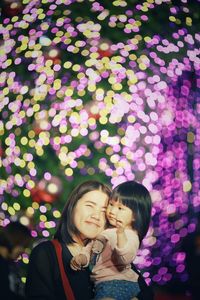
73;190;108;241
106;200;133;229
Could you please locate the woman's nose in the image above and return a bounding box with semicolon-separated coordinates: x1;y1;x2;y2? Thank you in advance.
91;209;101;220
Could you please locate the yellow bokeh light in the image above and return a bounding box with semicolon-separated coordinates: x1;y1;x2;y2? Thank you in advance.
26;207;34;216
99;116;108;124
22;257;29;264
28;180;35;189
32;202;39;209
23;189;31;197
21;137;28;145
169;16;176;22
187;132;195;143
40;215;47;222
36;147;44;156
183;181;192;192
186;17;192;26
64;61;72;69
29;139;36;147
8;207;15;216
13;203;20;211
53;210;61;218
65;88;73;96
65;168;73;176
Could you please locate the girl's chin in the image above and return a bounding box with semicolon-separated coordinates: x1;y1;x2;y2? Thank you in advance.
108;219;117;226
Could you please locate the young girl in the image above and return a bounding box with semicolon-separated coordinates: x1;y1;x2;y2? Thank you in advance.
70;180;152;300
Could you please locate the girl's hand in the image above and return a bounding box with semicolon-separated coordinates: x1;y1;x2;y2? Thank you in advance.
70;254;87;271
116;220;125;234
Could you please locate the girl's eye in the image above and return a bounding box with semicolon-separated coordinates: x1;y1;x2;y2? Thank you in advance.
118;206;124;210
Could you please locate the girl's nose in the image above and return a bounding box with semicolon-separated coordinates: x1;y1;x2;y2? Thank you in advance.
110;206;118;215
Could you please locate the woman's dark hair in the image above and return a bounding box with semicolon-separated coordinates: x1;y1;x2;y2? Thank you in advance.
54;180;111;244
111;181;152;244
0;221;32;252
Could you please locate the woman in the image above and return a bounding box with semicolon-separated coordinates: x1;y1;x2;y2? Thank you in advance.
25;180;111;300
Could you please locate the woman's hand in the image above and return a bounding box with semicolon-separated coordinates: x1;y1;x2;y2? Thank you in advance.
70;254;88;271
92;235;107;254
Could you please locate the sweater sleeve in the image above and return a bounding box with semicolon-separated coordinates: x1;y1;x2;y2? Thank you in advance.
112;229;140;265
25;241;58;300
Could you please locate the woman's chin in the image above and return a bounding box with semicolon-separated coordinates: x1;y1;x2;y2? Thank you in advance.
85;231;101;239
81;224;103;239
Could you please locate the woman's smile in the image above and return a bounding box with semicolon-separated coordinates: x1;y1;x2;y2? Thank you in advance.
85;220;101;227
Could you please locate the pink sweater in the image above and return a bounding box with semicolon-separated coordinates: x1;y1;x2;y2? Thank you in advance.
83;228;140;285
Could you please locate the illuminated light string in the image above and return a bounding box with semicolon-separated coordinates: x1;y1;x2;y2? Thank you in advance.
0;0;200;286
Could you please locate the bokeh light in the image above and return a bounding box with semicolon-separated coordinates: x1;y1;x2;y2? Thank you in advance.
0;0;200;288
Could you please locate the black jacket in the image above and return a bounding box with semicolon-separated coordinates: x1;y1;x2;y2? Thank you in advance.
25;240;154;300
25;241;93;300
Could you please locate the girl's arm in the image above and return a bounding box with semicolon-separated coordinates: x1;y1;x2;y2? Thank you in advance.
114;228;140;265
116;224;127;249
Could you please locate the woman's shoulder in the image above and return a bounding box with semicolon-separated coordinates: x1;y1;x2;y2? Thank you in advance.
30;240;55;258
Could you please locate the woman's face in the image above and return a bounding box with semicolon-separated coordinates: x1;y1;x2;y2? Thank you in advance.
73;190;108;241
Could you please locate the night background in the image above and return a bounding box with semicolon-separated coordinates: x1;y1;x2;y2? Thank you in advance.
0;0;200;299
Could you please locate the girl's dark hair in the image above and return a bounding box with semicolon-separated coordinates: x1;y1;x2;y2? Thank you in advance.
111;181;152;244
54;180;111;244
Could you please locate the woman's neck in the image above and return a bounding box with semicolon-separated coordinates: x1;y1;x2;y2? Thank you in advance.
72;234;88;246
67;235;88;256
